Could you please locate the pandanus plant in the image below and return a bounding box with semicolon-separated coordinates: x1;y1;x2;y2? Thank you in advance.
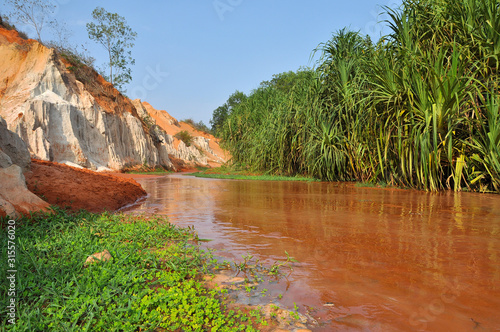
218;0;500;192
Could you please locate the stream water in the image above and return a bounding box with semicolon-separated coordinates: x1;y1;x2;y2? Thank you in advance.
124;174;500;331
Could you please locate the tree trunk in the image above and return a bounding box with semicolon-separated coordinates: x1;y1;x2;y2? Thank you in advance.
107;38;113;84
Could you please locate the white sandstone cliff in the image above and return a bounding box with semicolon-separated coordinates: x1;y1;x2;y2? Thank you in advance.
0;27;227;171
0;116;49;218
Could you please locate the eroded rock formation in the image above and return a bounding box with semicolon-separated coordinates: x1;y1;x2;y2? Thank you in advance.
0;26;227;172
0;116;49;218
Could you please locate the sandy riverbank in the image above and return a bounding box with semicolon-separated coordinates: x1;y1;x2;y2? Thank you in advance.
24;159;147;213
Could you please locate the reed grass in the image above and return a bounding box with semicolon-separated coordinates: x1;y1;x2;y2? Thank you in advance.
218;0;500;193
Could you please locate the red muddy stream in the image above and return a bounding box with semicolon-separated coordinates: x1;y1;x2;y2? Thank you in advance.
125;174;500;331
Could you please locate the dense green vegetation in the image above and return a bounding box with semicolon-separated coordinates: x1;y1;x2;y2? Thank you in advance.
0;210;265;331
215;0;500;192
210;91;247;137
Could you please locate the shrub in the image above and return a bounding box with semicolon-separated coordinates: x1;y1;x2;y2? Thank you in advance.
181;118;211;135
49;44;103;92
0;15;29;39
174;130;193;147
52;44;96;72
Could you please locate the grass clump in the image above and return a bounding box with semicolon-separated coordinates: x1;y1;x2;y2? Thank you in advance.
0;209;263;331
124;168;172;175
190;165;318;182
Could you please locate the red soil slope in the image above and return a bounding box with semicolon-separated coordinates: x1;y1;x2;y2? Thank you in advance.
25;160;147;213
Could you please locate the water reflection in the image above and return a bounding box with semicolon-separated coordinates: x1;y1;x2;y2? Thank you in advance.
126;174;500;331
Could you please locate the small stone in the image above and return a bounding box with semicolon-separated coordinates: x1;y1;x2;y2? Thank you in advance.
304;313;319;326
227;277;245;284
85;249;112;266
297;313;308;324
323;302;335;307
208;270;233;284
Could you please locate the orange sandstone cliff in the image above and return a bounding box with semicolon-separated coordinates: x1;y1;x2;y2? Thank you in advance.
0;26;227;172
0;25;228;217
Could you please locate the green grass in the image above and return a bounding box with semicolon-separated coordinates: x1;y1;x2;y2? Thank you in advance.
0;209;265;331
192;172;317;182
123;166;172;175
190;166;319;182
124;170;172;175
354;181;389;188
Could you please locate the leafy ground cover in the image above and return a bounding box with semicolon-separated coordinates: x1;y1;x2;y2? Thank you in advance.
0;209;267;331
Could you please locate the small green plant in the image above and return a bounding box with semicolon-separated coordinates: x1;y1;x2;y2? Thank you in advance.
269;251;298;275
124;166;171;175
174;130;193;147
245;285;253;293
31;180;40;193
139;116;164;146
141;114;155;129
233;254;254;271
191;165;318;182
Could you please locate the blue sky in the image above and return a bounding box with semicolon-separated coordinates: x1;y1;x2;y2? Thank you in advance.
2;0;401;125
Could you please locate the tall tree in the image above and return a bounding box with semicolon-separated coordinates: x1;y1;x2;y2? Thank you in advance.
86;7;137;91
210;91;247;136
5;0;55;42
